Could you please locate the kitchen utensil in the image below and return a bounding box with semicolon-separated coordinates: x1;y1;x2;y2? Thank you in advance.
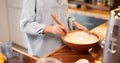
51;14;67;34
102;8;120;63
62;30;100;53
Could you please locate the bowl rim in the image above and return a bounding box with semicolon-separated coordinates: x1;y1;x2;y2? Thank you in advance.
61;30;100;45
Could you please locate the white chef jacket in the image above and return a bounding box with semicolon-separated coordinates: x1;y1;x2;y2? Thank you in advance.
20;0;72;57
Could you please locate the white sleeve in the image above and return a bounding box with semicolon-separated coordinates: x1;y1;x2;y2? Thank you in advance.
20;0;46;35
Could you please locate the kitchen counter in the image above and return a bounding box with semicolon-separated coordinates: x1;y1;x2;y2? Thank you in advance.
13;22;108;63
69;8;110;20
44;22;108;63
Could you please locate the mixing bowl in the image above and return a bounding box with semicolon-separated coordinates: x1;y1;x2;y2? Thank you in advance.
62;30;100;53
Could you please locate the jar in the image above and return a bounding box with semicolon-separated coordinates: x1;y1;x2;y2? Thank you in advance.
107;0;114;7
97;0;104;7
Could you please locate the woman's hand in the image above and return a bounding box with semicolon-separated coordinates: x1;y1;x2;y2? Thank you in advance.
44;24;67;34
72;21;88;31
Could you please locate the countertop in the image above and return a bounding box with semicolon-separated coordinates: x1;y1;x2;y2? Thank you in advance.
68;8;110;20
13;22;108;63
44;22;108;63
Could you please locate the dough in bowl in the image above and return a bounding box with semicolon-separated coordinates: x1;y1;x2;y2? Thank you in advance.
64;31;98;44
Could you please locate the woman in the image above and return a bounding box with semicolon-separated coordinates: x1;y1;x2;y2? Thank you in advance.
20;0;88;57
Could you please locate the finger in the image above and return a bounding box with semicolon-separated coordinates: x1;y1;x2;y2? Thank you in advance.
81;27;88;31
78;27;87;31
52;26;63;34
76;25;88;31
54;24;67;34
54;30;63;34
56;27;64;34
58;25;67;33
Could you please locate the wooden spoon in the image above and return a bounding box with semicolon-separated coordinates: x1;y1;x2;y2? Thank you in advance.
51;14;67;34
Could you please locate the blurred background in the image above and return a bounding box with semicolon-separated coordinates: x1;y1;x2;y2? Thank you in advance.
0;0;109;50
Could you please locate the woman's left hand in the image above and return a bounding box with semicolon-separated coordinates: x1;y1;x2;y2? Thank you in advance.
72;21;88;31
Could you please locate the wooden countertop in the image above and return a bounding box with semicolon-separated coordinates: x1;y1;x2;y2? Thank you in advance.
44;22;108;63
68;8;110;20
13;22;108;63
90;22;107;39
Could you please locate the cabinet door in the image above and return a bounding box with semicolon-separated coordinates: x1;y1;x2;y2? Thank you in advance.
7;0;28;48
8;8;28;48
7;0;23;8
0;0;9;42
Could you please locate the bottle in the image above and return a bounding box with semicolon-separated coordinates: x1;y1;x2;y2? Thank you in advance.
103;0;108;6
107;0;114;7
97;0;104;7
92;0;97;5
84;0;89;3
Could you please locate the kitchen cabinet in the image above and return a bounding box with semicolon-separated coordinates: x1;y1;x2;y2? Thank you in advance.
7;0;23;8
0;0;9;42
0;0;27;48
68;0;110;20
8;7;28;48
69;8;110;20
7;0;28;48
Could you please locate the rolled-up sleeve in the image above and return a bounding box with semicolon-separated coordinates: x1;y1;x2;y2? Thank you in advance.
20;0;46;35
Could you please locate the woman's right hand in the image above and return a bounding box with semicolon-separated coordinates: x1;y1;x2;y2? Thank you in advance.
44;24;67;34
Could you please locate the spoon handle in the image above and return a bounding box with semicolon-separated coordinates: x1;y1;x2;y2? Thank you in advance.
51;14;67;34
